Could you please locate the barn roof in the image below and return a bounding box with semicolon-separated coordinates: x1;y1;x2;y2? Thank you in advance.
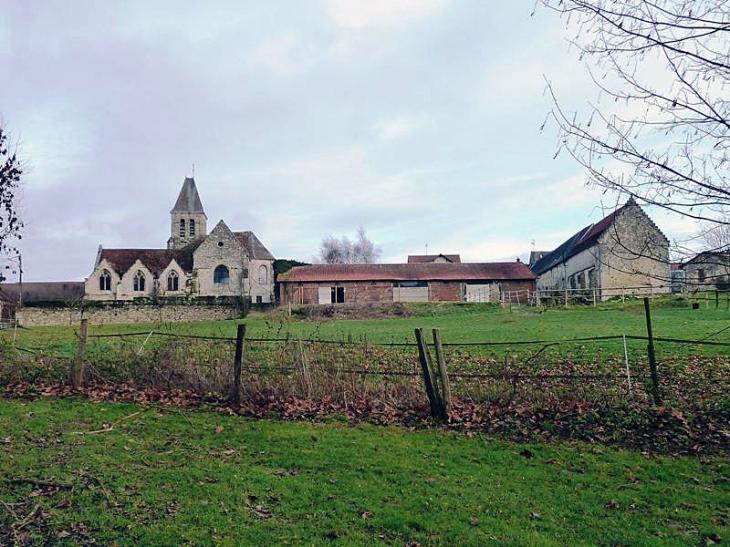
0;282;85;303
530;199;651;276
99;248;195;276
279;262;536;283
407;254;461;263
234;231;275;261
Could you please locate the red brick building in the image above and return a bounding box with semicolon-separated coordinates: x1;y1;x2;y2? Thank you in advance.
279;262;536;305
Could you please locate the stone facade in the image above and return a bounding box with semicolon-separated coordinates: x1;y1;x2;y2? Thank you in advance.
681;252;730;292
85;177;276;303
16;303;243;327
531;200;670;299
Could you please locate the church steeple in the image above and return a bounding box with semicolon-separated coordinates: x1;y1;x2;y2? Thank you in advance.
168;177;208;249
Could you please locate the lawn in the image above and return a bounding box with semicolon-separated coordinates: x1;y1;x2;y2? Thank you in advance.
1;398;727;546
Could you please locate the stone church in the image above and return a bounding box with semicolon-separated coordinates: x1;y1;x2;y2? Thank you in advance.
85;177;275;303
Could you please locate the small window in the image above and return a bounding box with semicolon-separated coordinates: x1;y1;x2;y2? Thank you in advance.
330;286;345;303
699;268;706;282
256;295;263;304
167;270;179;291
99;269;111;291
179;219;186;237
214;265;230;285
133;271;146;292
189;219;195;237
258;265;268;284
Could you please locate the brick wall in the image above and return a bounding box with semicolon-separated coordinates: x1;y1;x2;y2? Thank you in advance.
429;282;462;302
16;304;243;327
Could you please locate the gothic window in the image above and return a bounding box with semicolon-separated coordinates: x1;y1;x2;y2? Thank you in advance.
99;269;111;291
167;270;179;291
189;219;195;237
214;265;230;285
133;271;146;292
179;219;186;237
258;265;268;284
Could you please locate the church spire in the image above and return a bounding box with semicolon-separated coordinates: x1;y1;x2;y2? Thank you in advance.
168;176;208;249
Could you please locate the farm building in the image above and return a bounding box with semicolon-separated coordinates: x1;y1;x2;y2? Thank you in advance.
0;282;85;320
530;198;670;299
407;254;461;263
278;261;536;305
85;177;276;304
680;252;730;292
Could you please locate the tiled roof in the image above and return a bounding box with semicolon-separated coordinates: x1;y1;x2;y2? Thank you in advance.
0;282;85;303
171;177;206;214
280;262;536;283
100;248;194;276
235;231;275;261
530;199;653;276
407;254;461;263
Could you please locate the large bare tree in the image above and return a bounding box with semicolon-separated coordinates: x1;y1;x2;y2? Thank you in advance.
541;0;729;229
319;227;381;264
0;125;23;282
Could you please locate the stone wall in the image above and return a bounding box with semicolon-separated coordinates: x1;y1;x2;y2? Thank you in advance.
429;282;461;302
16;304;243;327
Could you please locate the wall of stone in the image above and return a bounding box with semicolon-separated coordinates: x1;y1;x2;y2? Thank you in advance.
194;222;247;297
429;282;462;302
16;304;243;327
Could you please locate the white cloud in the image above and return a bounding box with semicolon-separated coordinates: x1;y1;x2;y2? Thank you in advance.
373;115;425;141
247;31;311;75
324;0;450;30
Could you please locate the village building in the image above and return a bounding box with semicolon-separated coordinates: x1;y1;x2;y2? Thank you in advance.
85;177;275;303
530;199;670;299
680;252;730;292
0;282;85;321
407;254;461;264
278;261;536;305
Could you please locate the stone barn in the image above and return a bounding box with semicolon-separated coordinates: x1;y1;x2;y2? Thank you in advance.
278;262;536;305
530;198;670;299
681;252;730;292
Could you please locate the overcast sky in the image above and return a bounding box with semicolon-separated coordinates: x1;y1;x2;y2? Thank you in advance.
0;0;696;282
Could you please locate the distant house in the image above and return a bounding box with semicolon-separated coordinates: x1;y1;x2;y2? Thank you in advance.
530;199;670;299
279;262;536;305
407;254;461;264
680;252;730;292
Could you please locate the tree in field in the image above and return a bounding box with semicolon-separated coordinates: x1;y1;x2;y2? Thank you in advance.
319;227;381;264
0;125;23;282
540;0;729;230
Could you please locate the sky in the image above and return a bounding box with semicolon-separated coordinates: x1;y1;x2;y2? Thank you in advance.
0;0;698;282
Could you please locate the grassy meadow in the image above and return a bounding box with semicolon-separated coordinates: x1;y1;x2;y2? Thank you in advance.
1;397;728;546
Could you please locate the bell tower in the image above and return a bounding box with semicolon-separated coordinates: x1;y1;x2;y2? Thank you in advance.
167;177;208;249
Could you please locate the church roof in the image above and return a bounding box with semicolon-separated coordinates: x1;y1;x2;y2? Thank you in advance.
171;177;206;215
99;248;195;276
235;231;275;261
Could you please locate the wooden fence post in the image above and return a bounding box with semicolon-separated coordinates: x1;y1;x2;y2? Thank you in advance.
432;329;451;419
643;298;661;405
415;328;442;419
715;290;719;310
71;318;88;389
231;323;246;407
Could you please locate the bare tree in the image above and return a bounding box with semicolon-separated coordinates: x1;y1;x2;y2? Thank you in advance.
0;125;23;282
319;227;381;264
698;218;730;251
540;1;730;229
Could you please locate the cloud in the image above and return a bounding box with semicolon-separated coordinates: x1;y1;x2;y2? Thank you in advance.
246;30;312;75
324;0;450;29
373;115;425;141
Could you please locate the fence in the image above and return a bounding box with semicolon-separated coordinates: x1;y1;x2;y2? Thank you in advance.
503;285;683;308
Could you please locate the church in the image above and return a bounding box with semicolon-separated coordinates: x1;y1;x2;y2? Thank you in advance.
84;177;276;304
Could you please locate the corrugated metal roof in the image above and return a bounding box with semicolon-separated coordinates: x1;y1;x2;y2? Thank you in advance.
235;231;275;261
0;282;85;302
171;177;206;214
407;254;461;263
280;262;536;282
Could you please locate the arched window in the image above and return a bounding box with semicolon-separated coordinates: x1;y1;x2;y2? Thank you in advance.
258;265;268;284
167;270;179;291
179;219;186;237
133;271;146;292
214;265;230;285
99;269;111;291
189;219;195;237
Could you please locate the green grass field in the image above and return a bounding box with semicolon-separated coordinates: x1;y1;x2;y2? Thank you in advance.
6;298;730;358
1;398;728;546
